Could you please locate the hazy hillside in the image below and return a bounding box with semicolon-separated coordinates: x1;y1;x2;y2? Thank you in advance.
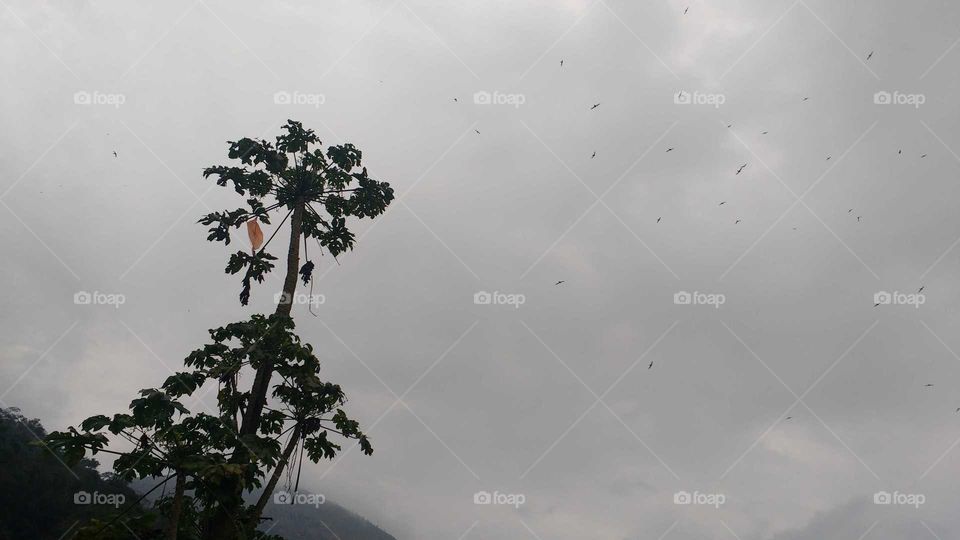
260;497;396;540
0;407;396;540
0;408;143;540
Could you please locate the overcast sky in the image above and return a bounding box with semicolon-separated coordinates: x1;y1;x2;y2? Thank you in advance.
3;1;960;539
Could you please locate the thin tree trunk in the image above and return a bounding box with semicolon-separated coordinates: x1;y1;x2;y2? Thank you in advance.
207;201;305;540
165;471;186;540
241;201;304;436
252;423;302;521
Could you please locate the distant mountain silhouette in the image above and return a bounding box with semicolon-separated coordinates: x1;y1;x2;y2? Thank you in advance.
128;475;396;540
0;407;395;540
260;496;396;540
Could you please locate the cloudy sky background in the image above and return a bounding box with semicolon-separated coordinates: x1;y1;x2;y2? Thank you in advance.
3;0;960;538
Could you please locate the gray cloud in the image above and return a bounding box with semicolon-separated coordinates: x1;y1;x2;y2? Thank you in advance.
3;1;960;538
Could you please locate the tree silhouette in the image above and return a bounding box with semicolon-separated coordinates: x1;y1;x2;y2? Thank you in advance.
43;120;394;540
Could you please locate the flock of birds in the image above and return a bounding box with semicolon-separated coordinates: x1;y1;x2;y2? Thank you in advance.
540;42;951;406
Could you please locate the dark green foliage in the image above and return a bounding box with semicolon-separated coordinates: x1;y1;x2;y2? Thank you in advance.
199;120;393;305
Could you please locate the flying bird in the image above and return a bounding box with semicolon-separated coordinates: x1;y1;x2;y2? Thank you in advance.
648;360;654;369
591;151;596;159
857;216;862;222
785;416;792;420
735;219;741;224
826;156;831;161
874;302;881;307
761;131;769;135
657;217;661;223
848;209;853;213
802;97;809;101
726;124;732;128
475;129;480;134
921;154;927;158
866;51;874;60
684;6;689;14
925;384;934;387
453;97;458;102
666;147;674;152
112;151;117;157
560;59;564;67
899;149;902;155
918;286;925;293
736;163;747;174
719;201;727;206
590;103;600;110
555;280;565;286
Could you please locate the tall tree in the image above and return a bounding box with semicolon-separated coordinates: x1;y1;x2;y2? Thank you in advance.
44;120;394;540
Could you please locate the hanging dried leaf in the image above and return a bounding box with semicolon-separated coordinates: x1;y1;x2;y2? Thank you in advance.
247;220;264;252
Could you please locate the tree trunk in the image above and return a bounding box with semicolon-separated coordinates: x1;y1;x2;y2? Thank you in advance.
241;201;304;436
165;471;186;540
206;201;305;540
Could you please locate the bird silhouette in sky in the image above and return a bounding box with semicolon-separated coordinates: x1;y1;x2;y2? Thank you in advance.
785;416;792;420
453;97;458;102
802;97;809;101
735;219;741;224
555;280;565;286
590;103;600;110
666;147;674;152
874;302;881;307
657;217;662;223
899;149;902;155
867;51;874;60
921;154;927;158
726;124;732;128
848;209;853;213
762;131;769;135
475;129;480;134
684;6;689;14
857;216;862;222
112;151;117;157
648;360;654;369
736;163;747;174
719;201;727;206
591;151;596;158
560;59;564;67
918;286;925;293
826;156;831;160
925;384;934;387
